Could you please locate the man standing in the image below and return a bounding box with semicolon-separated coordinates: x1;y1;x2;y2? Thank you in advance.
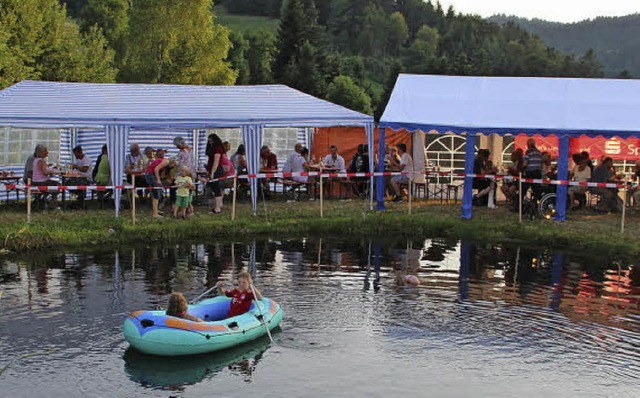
390;143;413;202
522;138;543;200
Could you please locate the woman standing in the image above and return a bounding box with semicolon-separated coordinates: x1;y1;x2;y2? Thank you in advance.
145;148;170;218
205;133;226;214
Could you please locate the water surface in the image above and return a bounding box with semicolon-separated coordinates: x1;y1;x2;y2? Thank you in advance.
1;237;638;397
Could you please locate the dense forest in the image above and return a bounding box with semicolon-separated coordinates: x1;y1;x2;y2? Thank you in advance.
0;0;606;119
488;14;640;78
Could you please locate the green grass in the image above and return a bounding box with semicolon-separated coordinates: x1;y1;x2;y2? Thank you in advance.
1;199;639;259
214;6;279;33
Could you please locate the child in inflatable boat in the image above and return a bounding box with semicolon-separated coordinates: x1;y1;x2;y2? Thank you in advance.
216;271;263;318
166;292;203;322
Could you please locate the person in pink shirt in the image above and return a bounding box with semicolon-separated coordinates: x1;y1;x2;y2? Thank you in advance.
145;148;171;218
31;144;59;209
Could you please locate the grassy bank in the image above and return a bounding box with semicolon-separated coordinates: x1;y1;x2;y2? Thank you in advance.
1;199;638;258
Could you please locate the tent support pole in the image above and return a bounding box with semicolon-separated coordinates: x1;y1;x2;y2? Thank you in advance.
461;133;476;220
319;168;324;218
408;178;412;215
376;127;386;211
621;176;627;234
232;175;237;221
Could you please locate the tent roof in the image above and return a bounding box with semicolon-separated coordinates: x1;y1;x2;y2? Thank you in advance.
380;74;640;137
0;80;373;129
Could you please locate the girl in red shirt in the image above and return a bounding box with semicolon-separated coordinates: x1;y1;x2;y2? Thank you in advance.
216;271;263;318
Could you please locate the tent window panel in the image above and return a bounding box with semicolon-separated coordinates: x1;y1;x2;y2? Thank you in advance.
0;128;6;165
426;134;466;171
4;128;60;166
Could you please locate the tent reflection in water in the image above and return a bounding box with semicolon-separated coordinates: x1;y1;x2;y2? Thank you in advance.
123;335;273;388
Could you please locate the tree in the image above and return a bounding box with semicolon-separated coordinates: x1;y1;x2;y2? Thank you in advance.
403;25;439;73
294;40;324;96
246;31;275;84
228;31;251;84
616;69;633;79
386;12;409;56
123;0;236;85
374;62;402;121
79;0;129;64
0;25;25;88
0;0;116;89
326;75;373;115
61;0;88;18
272;0;305;81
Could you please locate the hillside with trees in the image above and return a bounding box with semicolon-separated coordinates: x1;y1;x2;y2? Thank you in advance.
1;0;606;119
488;14;640;78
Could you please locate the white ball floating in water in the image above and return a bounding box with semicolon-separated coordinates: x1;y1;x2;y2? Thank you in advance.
403;275;420;286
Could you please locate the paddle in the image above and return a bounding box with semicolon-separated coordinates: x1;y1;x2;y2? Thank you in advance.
190;285;218;304
250;283;273;343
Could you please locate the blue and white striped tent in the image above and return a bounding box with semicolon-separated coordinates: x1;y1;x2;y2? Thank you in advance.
0;81;374;215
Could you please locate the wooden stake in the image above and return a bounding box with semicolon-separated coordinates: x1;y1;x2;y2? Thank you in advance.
518;172;523;223
131;174;136;225
26;178;31;224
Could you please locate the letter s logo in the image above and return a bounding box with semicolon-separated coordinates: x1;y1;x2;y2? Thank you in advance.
605;140;621;155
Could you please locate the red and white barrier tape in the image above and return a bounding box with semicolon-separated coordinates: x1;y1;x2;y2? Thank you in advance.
3;170;633;191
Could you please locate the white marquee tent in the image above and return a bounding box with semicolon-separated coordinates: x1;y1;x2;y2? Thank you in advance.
379;74;640;220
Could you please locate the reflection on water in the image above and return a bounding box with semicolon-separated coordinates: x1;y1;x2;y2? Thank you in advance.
0;237;639;397
123;334;273;390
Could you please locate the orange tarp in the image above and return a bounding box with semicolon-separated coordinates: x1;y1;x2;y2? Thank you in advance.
311;127;412;164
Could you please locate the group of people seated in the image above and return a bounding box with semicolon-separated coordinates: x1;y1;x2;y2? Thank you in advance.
261;141;416;202
23;143;111;209
476;137;633;214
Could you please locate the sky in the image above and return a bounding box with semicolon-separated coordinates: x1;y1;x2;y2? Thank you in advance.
436;0;640;23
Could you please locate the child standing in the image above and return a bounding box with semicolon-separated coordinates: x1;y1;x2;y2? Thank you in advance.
173;166;195;219
166;292;203;322
216;271;263;318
